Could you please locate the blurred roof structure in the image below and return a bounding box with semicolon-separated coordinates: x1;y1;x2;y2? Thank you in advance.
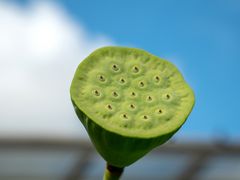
0;138;240;180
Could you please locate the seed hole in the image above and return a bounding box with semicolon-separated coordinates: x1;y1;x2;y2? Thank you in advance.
94;90;100;96
113;91;118;97
131;92;136;96
130;104;135;109
158;109;162;114
123;114;128;119
107;104;112;110
120;78;125;83
147;96;152;101
143;115;148;119
112;64;119;71
133;66;139;73
99;75;105;82
166;94;170;99
139;81;144;87
154;75;160;82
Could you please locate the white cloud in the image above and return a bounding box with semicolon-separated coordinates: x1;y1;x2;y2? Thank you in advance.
0;2;114;139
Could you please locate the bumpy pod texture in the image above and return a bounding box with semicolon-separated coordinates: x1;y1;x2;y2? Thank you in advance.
70;46;194;167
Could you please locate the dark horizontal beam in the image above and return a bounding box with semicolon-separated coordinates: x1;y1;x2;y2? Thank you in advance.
0;138;239;155
0;138;239;180
155;141;240;155
0;138;91;151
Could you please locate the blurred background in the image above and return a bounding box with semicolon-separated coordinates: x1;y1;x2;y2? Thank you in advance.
0;0;240;179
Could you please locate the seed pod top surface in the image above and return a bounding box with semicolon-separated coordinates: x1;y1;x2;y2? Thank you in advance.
70;46;194;138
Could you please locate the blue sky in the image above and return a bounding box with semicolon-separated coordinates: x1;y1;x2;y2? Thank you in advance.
3;0;240;139
61;0;240;138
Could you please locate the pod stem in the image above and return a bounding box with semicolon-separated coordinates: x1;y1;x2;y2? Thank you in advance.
103;163;124;180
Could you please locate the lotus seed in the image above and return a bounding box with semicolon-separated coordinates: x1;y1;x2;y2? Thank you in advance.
72;47;194;133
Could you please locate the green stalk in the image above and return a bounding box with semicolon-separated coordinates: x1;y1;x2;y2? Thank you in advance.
103;163;124;180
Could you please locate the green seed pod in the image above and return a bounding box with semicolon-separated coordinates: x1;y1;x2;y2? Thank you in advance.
70;46;195;168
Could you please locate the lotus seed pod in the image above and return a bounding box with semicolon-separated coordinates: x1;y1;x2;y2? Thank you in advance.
70;46;195;168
